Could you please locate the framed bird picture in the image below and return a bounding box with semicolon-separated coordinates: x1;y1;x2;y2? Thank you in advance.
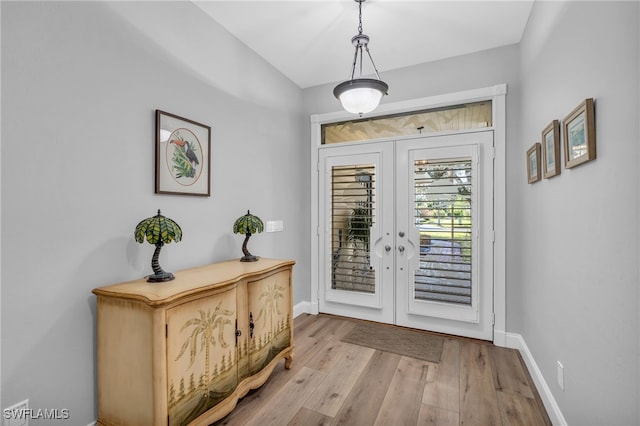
155;110;211;196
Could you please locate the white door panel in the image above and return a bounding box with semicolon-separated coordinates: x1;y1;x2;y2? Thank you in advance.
395;132;493;340
318;142;394;324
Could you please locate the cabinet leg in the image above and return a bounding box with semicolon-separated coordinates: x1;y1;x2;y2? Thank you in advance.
284;353;294;369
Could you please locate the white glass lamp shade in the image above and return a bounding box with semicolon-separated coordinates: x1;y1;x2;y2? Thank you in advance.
334;78;389;115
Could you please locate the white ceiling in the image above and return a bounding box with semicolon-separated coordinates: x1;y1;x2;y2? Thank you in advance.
194;1;534;89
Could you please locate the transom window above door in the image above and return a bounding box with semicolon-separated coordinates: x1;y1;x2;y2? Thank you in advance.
322;101;492;145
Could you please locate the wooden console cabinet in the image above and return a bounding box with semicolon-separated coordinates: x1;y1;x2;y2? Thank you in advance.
92;258;295;426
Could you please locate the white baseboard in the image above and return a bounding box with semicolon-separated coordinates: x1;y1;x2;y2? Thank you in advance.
505;332;567;426
293;300;318;318
494;329;507;347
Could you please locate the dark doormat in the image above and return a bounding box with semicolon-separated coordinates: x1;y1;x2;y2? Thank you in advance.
341;322;444;363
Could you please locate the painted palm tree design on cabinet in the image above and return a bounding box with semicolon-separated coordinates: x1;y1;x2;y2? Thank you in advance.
247;271;291;376
167;287;237;426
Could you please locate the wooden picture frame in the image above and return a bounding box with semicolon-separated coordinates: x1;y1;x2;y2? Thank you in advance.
542;120;561;178
155;110;211;196
527;143;541;184
563;98;596;169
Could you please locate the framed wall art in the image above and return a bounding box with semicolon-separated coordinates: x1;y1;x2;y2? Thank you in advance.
542;119;561;178
526;143;541;184
155;110;211;196
563;98;596;169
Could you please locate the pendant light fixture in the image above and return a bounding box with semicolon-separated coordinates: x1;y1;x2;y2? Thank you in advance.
333;0;388;116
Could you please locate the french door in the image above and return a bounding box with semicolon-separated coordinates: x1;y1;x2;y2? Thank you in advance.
318;131;494;340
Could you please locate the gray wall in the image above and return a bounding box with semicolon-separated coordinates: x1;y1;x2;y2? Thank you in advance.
517;1;639;424
1;1;306;423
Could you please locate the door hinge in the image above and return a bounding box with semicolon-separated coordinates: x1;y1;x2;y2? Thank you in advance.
492;313;496;325
165;324;168;338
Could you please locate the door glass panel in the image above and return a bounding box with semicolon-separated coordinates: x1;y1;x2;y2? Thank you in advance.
331;164;376;293
322;101;491;144
414;158;472;305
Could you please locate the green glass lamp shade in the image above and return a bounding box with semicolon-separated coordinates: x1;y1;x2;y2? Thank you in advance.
233;210;264;262
134;209;182;282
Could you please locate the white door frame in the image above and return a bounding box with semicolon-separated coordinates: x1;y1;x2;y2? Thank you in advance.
310;84;508;345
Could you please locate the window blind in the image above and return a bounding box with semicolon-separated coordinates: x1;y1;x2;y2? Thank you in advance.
414;159;472;305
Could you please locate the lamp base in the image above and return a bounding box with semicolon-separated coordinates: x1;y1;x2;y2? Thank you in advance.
146;271;175;282
240;255;259;262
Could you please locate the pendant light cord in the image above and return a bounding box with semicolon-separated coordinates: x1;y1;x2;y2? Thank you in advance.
347;0;383;82
358;0;363;35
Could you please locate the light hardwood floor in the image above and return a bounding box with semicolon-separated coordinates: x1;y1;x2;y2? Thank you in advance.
214;314;551;426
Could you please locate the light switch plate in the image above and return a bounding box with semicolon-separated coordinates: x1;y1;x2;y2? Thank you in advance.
266;220;283;232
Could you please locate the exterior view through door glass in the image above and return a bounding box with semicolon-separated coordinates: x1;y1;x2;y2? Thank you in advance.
414;157;473;305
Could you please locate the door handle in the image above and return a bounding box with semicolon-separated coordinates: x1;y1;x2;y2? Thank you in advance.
398;245;405;253
385;244;391;252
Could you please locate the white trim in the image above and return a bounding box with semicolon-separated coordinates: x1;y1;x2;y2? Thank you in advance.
293;300;317;318
492;87;507;347
505;332;567;426
310;84;507;342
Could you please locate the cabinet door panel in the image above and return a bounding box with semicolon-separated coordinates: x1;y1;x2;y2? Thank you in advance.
247;270;292;375
166;287;238;426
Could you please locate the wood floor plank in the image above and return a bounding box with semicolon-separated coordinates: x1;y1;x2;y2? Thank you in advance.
418;403;460;426
497;391;548;426
488;345;535;398
296;314;332;338
331;350;401;426
293;313;316;328
305;340;350;372
245;366;327;426
374;356;430;426
288;407;332;426
303;342;375;417
459;341;502;426
422;338;460;413
308;316;357;341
